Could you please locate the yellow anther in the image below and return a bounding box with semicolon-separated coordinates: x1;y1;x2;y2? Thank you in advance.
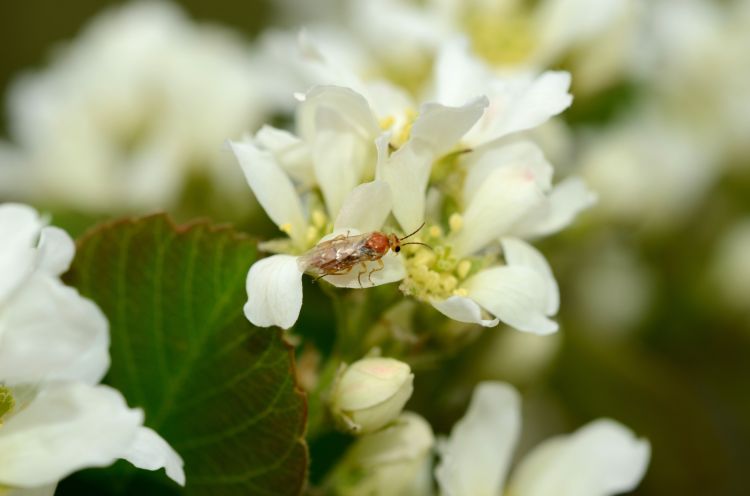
465;5;536;66
279;223;293;235
441;275;458;292
457;259;472;280
453;287;469;297
311;209;327;229
429;225;443;238
379;115;395;130
305;226;318;244
449;213;463;233
413;250;436;267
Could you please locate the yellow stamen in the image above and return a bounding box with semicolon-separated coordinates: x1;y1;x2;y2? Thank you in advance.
449;213;463;233
311;209;327;229
279;223;293;235
379;115;395;130
457;259;472;280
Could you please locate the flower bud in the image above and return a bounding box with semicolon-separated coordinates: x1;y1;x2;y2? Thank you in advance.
328;412;435;496
330;357;414;434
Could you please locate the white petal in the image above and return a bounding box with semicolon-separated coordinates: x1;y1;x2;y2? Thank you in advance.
254;125;314;188
298;86;379;218
410;96;489;158
430;296;499;327
297;85;379;143
464;266;559;335
122;427;185;486
376;134;429;234
512;177;598;239
325;251;406;289
508;419;651;496
379;97;488;233
0;275;110;386
463;141;554;202
5;484;57;496
244;255;303;329
0;203;41;304
434;38;496;108
229;140;308;247
36;226;75;277
311;126;372;219
453;165;545;257
334;180;393;233
435;382;521;496
465;72;573;146
501;238;559;316
0;383;143;487
535;0;629;66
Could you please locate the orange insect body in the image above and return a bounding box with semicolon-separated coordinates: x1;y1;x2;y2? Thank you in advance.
297;224;426;287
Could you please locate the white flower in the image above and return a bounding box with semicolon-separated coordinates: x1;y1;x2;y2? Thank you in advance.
0;383;184;490
398;141;595;334
232;109;404;328
329;412;435;496
579;109;717;229
330;357;414;434
0;204;109;385
435;382;651;496
0;203;184;490
237;38;592;333
231;83;496;329
1;1;266;212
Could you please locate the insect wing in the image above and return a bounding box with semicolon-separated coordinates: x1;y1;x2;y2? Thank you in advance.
298;233;369;274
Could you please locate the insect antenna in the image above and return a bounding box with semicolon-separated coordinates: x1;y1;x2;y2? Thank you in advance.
401;241;433;250
400;222;426;241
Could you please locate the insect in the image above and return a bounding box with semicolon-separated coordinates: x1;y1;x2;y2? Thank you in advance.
298;223;429;287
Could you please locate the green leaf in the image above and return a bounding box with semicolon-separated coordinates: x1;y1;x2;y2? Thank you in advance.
64;214;308;495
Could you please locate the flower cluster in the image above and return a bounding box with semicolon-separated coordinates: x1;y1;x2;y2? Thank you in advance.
0;204;184;493
233;36;595;334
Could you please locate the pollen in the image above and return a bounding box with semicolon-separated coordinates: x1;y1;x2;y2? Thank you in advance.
449;213;464;233
306;226;319;245
464;4;536;66
429;225;443;238
388;108;418;150
311;209;327;229
379;115;395;130
279;223;293;235
457;259;472;279
399;223;482;301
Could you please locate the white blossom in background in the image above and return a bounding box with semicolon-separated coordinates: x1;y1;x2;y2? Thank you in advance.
579;107;718;230
573;241;655;336
710;219;750;314
0;203;184;492
435;382;650;496
630;0;750;163
580;0;750;231
268;0;633;98
0;1;267;213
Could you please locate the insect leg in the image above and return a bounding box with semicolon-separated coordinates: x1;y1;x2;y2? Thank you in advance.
313;266;353;283
368;259;385;285
357;262;368;288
